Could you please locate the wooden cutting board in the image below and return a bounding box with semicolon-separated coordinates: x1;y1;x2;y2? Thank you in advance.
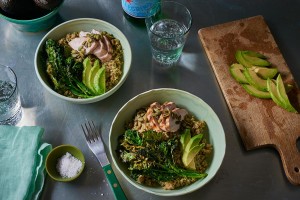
198;15;300;185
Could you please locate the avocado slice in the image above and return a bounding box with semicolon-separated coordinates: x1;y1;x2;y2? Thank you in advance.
235;50;252;68
242;84;271;99
251;66;278;79
267;78;287;110
230;63;248;84
93;67;106;95
180;129;191;150
182;144;204;167
182;134;204;168
187;159;196;170
243;50;267;59
243;68;268;91
242;53;271;67
82;57;93;87
87;59;101;93
184;134;203;152
276;75;297;113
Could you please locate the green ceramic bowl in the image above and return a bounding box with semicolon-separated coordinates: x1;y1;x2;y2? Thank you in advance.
46;144;85;182
109;88;226;196
0;2;63;32
34;18;132;104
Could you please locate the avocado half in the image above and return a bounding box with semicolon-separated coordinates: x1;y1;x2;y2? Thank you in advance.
0;0;37;18
34;0;63;10
0;0;62;19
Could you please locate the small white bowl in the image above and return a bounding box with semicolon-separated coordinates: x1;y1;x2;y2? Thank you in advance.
109;88;226;196
34;18;132;104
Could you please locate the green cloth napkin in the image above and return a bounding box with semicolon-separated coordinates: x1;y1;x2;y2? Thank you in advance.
0;126;52;200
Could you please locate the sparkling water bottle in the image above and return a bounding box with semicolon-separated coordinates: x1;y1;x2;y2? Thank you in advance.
121;0;160;18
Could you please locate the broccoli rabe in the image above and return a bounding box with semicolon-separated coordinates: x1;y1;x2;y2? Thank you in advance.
44;39;95;98
118;129;207;184
65;57;83;81
45;39;65;91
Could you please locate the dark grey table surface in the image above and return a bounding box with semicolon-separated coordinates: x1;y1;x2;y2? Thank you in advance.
1;0;300;199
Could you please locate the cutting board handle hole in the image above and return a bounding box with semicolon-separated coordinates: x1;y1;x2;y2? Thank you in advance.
293;138;300;173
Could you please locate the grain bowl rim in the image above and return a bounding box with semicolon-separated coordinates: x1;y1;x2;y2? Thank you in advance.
109;88;226;196
34;18;132;104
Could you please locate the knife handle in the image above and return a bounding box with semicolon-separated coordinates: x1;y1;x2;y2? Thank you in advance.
103;164;127;200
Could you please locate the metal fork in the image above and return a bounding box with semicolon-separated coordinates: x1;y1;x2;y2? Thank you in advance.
81;121;127;200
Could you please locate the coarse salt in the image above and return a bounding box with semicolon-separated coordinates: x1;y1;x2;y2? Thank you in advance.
56;152;83;178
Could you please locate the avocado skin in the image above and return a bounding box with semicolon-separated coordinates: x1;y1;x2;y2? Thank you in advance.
34;0;62;10
0;0;59;19
0;0;15;14
0;0;31;17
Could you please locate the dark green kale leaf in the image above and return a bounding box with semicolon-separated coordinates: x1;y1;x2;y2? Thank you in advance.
44;39;94;98
124;129;143;145
118;129;207;183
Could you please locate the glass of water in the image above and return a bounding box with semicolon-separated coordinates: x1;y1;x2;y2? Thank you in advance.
0;64;22;125
145;1;192;65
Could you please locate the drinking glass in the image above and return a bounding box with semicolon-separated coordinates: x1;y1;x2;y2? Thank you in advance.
145;1;192;65
0;64;22;125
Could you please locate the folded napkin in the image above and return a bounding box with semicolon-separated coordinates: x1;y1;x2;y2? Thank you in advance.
0;126;52;200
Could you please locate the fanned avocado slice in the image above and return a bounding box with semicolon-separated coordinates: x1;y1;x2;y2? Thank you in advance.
267;78;288;111
184;134;203;152
88;59;101;93
235;50;252;68
243;68;268;91
232;50;298;113
93;67;106;95
182;144;204;168
251;66;278;79
276;75;297;113
82;57;93;87
230;63;248;84
180;129;191;150
236;50;270;68
242;53;271;67
182;133;203;168
243;50;267;59
242;84;271;99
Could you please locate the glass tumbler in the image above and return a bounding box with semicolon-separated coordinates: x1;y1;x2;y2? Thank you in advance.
0;64;22;125
145;1;192;65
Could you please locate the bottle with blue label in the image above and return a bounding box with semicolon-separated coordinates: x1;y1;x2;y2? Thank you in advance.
122;0;160;18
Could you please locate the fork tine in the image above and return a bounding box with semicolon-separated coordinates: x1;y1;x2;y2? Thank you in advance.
87;122;97;143
80;121;127;199
90;121;101;141
82;121;103;144
84;122;90;139
81;124;90;143
91;121;97;133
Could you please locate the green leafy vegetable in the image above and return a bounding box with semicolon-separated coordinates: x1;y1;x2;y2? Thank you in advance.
124;129;143;145
118;129;207;184
44;39;95;98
